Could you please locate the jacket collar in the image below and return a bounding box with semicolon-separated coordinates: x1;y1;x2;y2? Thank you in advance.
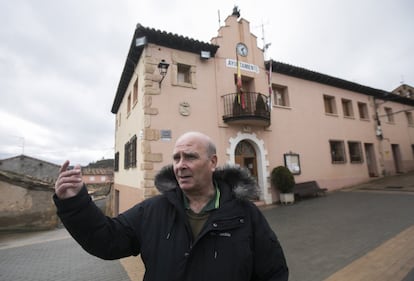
154;164;259;200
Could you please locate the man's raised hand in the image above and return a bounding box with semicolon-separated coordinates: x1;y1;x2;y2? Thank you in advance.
55;160;84;199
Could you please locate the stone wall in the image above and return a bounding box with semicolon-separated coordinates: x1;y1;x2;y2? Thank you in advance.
0;155;60;183
0;170;59;231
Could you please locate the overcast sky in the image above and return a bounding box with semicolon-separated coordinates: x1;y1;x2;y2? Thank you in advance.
1;0;413;166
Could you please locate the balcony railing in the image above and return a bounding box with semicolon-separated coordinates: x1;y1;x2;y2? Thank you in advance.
222;92;271;127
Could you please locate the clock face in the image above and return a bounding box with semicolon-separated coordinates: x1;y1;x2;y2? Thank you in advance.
236;43;248;57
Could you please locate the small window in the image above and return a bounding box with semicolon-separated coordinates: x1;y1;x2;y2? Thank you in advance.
384;107;394;123
114;152;119;172
178;63;191;84
172;62;196;88
133;79;138;106
127;93;132;115
348;141;363;163
341;99;354;118
324;95;337;115
124;143;129;169
273;85;290;107
406;111;413;126
117;112;121;127
89;176;95;181
124;135;137;169
357;102;369;120
330;140;346;163
100;176;106;182
129;135;137;168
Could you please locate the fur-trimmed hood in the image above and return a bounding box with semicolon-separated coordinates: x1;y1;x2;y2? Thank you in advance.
154;164;259;200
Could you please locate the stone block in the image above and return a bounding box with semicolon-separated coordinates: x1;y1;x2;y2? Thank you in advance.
143;129;160;141
143;171;157;180
144;115;151;127
140;162;154;170
143;153;162;162
141;141;151;153
144;108;158;115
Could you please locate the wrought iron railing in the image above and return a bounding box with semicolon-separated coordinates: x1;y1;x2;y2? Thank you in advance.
222;92;270;126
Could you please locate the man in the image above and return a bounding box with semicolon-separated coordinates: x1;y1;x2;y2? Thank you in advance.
54;131;289;281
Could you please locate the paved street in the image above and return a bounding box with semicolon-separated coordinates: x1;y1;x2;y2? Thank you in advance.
0;230;130;281
263;190;414;281
1;171;414;281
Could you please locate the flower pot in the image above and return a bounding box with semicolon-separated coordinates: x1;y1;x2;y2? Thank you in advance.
279;193;295;204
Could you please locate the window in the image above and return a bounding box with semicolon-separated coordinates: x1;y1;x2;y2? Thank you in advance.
341;99;354;118
124;135;137;169
133;79;138;106
127;93;132;115
172;62;196;88
324;95;337;115
412;145;414;160
130;135;137;168
384;107;394;123
117;112;121;128
100;176;106;182
178;63;191;84
124;143;129;169
89;176;95;182
273;85;290;107
406;111;414;126
330;140;346;163
348;141;363;163
114;152;119;172
357;102;369;120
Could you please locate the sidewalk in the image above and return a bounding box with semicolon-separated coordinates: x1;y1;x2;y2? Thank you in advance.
0;227;70;250
346;170;414;193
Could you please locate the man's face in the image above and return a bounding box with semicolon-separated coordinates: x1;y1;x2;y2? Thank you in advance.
172;135;217;193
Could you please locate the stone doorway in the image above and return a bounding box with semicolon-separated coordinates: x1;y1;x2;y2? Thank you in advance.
235;140;258;182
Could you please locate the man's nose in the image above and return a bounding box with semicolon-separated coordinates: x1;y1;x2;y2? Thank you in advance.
175;157;184;168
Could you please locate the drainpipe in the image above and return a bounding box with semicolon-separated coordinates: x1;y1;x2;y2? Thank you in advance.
373;97;386;176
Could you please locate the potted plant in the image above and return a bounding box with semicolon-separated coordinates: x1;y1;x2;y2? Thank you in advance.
271;166;295;204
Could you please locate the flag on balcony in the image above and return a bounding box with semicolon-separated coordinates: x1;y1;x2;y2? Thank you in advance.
236;54;246;109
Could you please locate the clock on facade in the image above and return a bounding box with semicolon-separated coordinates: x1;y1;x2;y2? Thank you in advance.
236;42;248;57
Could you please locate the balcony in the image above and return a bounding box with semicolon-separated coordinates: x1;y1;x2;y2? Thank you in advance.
222;92;271;127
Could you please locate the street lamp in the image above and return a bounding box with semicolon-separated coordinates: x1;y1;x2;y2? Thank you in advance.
158;59;169;88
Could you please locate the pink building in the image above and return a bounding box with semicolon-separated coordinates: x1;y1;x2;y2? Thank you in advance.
111;9;414;213
82;167;114;185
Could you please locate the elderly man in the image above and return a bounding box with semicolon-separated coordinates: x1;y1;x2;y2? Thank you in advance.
54;131;288;281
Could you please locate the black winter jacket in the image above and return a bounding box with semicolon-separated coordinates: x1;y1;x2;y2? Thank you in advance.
54;165;289;281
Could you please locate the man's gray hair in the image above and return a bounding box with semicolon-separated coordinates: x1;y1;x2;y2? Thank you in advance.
207;141;216;158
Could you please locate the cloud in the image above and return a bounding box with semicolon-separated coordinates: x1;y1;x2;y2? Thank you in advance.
0;0;413;166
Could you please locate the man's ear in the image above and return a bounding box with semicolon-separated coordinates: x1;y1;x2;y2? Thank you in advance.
210;154;218;171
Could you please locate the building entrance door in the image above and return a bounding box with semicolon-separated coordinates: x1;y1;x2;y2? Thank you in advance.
364;143;379;177
391;144;403;173
235;140;258;181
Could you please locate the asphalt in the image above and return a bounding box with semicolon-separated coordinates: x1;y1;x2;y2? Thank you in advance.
1;171;414;281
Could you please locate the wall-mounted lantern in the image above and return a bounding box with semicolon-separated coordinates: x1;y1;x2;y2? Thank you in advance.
158;59;170;88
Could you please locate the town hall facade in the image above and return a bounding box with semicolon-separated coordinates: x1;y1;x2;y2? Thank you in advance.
111;9;414;213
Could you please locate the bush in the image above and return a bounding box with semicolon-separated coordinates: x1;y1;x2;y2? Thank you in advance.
271;166;295;193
